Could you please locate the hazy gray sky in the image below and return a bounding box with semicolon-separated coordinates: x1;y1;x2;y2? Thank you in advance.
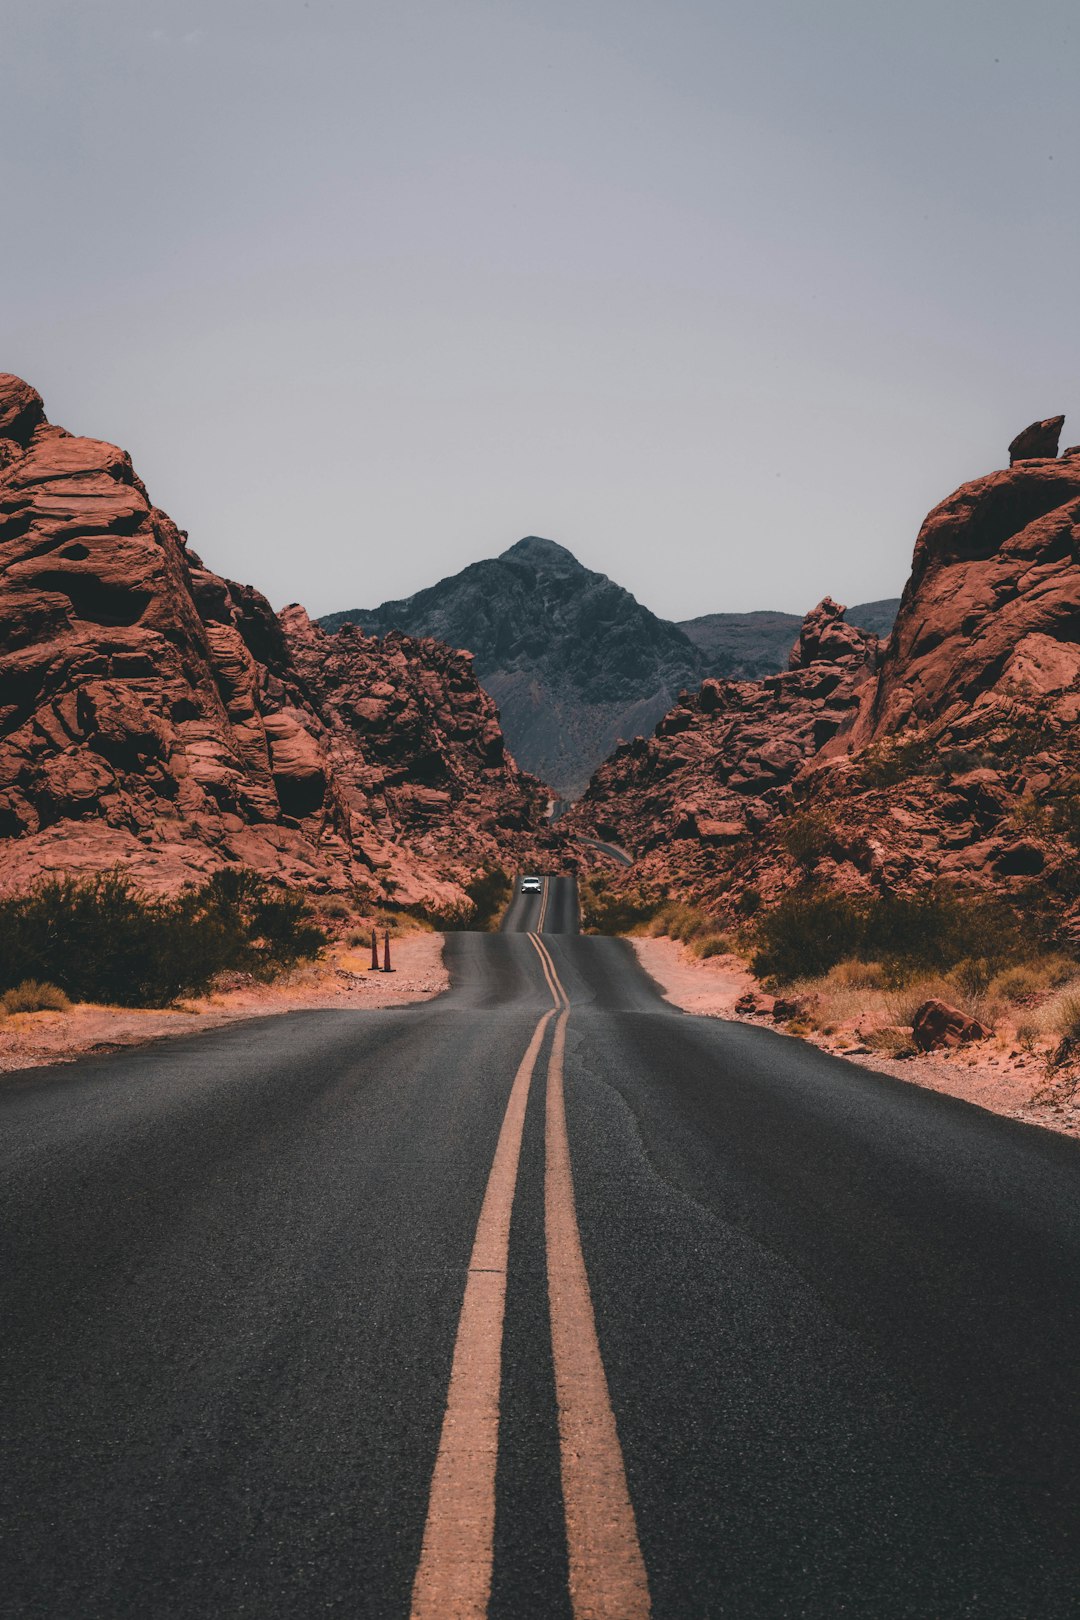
2;1;1078;620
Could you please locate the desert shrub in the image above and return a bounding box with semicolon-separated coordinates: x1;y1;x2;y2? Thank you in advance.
825;959;885;990
2;980;71;1013
314;895;353;922
0;869;325;1008
1053;992;1080;1045
752;884;1027;986
989;960;1061;1002
736;888;762;917
781;811;835;870
1050;789;1080;849
1016;1020;1040;1052
855;735;937;788
650;901;707;942
862;1026;918;1058
872;889;1022;980
580;875;661;935
690;932;733;959
448;868;513;931
751;891;865;982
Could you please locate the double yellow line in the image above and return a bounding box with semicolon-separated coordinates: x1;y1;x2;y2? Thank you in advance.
536;874;551;933
410;932;650;1618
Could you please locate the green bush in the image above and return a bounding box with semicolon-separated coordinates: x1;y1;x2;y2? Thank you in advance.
781;811;835;870
751;883;1027;986
580;875;662;935
2;980;71;1013
0;869;326;1008
751;890;865;982
464;868;513;931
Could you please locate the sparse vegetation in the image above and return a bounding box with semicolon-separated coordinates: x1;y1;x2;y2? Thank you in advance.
751;883;1026;986
579;874;662;935
0;869;326;1008
2;980;71;1014
781;810;835;870
462;868;513;931
579;874;734;954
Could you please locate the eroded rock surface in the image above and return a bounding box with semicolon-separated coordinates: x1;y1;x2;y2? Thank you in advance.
0;375;558;905
573;427;1080;937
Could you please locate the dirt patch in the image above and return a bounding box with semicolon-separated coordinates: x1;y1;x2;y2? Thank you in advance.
631;935;1080;1139
0;934;448;1076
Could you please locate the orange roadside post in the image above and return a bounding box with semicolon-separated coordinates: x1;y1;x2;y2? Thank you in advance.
370;928;379;971
383;929;393;972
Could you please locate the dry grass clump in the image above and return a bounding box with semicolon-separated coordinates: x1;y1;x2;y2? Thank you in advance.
862;1025;918;1058
646;902;733;955
2;980;71;1014
347;906;436;947
785;949;1080;1057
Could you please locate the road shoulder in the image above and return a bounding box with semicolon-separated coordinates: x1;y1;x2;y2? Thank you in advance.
631;934;1079;1140
0;933;449;1076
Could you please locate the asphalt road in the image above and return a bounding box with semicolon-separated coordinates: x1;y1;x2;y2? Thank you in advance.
3;876;1080;1617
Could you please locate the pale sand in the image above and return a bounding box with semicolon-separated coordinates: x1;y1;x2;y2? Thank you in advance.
0;933;448;1076
632;935;1080;1140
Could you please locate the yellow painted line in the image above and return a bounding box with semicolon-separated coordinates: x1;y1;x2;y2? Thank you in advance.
537;876;550;933
528;931;565;1010
410;1008;555;1619
534;942;652;1617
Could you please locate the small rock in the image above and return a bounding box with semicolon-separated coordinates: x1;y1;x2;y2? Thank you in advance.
912;999;992;1052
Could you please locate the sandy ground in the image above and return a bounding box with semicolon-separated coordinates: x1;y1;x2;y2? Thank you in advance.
632;935;1080;1140
0;933;448;1076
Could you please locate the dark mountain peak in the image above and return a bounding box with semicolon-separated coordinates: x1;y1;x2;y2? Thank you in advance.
499;536;582;570
319;539;901;797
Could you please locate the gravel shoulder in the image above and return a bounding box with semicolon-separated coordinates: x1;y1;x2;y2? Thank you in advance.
631;934;1080;1140
0;933;449;1075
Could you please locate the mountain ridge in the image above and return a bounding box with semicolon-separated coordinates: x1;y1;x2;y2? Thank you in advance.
320;540;899;795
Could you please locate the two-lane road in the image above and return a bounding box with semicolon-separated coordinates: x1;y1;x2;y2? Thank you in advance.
3;876;1080;1616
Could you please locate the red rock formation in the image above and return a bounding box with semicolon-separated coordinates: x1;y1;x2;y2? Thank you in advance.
574;421;1080;938
1008;415;1064;464
570;599;879;890
0;375;558;905
912;1000;991;1052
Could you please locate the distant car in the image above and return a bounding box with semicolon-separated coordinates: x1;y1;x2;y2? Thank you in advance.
520;876;542;894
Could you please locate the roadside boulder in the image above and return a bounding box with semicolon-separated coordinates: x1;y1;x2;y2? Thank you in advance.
912;999;991;1052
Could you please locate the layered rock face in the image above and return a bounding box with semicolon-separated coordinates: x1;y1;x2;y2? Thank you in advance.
574;421;1080;933
0;376;556;904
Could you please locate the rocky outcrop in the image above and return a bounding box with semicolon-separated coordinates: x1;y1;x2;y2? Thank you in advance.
0;375;558;906
573;420;1080;938
570;599;880;885
1008;416;1064;464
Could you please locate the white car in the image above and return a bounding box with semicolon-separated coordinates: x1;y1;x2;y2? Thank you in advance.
520;876;542;894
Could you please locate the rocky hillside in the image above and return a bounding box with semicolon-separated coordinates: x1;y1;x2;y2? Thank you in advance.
0;375;560;910
572;418;1080;939
322;541;898;795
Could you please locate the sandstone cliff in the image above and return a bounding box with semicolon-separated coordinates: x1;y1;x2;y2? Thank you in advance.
0;376;557;908
572;421;1080;938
